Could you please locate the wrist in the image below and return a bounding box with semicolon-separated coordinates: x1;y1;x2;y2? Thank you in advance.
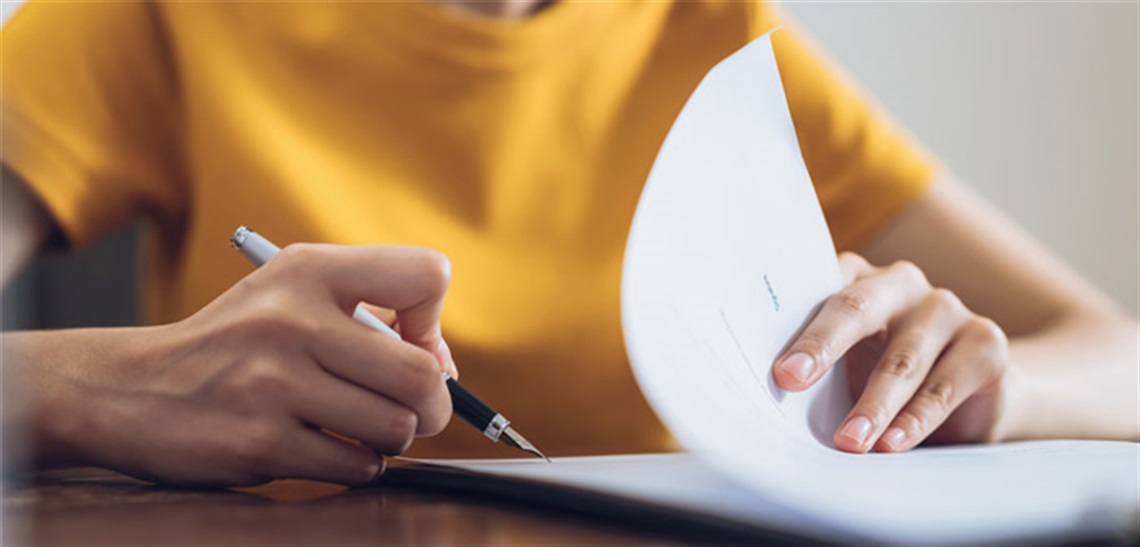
3;330;89;468
36;362;95;468
987;360;1030;443
991;357;1115;442
8;327;157;469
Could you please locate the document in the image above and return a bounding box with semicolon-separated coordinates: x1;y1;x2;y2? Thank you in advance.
400;32;1140;545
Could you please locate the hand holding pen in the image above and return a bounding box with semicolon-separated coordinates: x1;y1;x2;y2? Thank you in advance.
6;239;459;486
6;226;545;487
230;227;546;461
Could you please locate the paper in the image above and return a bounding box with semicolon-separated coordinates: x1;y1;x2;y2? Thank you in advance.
421;32;1140;545
422;448;1137;545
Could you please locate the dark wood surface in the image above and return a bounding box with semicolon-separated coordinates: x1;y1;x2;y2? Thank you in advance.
3;467;698;546
7;466;1133;546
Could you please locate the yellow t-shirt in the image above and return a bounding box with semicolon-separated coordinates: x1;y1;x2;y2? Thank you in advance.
2;1;935;457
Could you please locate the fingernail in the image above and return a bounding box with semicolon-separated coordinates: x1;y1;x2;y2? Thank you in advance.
779;352;816;384
437;339;458;379
838;416;872;446
881;427;906;450
364;461;385;486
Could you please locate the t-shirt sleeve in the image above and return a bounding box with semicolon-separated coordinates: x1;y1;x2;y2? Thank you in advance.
1;2;185;249
747;5;940;252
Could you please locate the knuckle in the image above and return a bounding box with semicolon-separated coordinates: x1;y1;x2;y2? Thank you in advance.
241;296;313;341
791;333;834;366
419;397;453;437
889;260;928;287
414;249;452;292
963;317;1010;366
400;351;443;401
917;380;955;414
879;350;920;380
894;409;928;436
851;403;892;429
832;290;873;320
836;251;864;271
232;421;286;470
927;288;963;313
837;251;870;268
967;318;1009;381
245;310;299;340
967;317;1008;347
230;359;293;400
379;408;417;455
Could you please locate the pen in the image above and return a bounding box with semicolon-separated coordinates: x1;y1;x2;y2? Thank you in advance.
229;226;549;461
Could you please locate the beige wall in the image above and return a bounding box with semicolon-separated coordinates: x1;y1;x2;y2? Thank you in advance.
783;1;1139;312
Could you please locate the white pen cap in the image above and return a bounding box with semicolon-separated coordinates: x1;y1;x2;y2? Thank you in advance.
230;226;281;267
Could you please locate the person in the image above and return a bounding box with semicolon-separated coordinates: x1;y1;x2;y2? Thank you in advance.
1;0;1136;487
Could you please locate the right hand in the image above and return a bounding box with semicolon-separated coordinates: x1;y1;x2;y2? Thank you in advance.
5;244;455;487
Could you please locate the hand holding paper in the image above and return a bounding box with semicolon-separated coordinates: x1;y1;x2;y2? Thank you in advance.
774;251;1011;453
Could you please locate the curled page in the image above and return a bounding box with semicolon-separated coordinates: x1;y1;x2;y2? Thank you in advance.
622;27;852;499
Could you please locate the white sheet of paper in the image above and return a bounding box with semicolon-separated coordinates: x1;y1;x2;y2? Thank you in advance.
427;448;1137;545
430;32;1140;545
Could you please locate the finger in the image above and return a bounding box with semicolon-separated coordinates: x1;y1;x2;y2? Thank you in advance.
834;289;967;453
837;252;874;286
875;318;1007;452
271;244;451;358
305;310;452;435
434;338;459;380
842;334;887;401
357;302;398;329
272;425;386;486
288;365;442;454
357;301;458;378
773;261;929;391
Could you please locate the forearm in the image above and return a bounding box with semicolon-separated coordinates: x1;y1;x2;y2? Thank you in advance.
1;328;149;470
4;330;93;470
999;310;1139;442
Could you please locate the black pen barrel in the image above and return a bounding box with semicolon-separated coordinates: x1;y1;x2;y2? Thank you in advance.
446;377;502;437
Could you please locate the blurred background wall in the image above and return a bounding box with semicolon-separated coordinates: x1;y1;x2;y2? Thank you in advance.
2;0;1137;331
781;1;1138;313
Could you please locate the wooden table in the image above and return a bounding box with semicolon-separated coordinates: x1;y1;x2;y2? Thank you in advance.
8;467;1132;546
2;467;769;546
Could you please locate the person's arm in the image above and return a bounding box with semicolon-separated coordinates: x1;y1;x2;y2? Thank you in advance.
858;174;1138;442
1;173;458;486
772;173;1138;452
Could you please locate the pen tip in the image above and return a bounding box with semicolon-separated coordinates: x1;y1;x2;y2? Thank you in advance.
501;427;550;462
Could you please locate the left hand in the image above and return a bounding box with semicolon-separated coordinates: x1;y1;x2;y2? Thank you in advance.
773;252;1011;453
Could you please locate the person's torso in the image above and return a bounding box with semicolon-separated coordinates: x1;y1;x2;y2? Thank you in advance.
151;0;767;456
